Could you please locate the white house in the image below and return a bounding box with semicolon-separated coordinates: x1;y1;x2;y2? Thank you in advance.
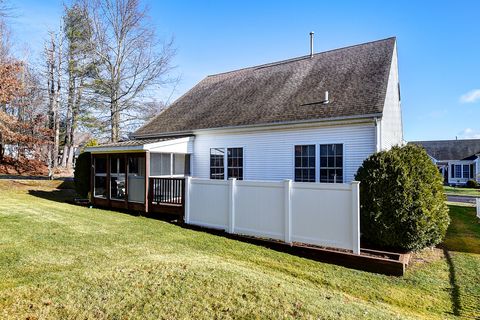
86;37;403;214
410;139;480;185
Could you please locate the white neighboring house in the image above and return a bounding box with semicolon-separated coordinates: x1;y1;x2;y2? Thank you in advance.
86;37;403;211
410;139;480;186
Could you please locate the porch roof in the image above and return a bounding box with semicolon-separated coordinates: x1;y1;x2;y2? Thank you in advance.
85;136;194;154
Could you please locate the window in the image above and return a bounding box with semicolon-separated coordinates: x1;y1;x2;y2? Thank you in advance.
210;148;225;179
470;163;476;179
454;165;462;178
227;148;243;180
94;157;107;198
294;145;316;182
463;165;470;179
210;147;243;180
320;144;343;183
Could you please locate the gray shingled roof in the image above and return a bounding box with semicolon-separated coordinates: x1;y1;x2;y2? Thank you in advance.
94;137;178;148
134;37;396;137
410;139;480;160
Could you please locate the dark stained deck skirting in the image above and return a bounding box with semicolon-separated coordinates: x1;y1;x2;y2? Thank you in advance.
182;224;407;276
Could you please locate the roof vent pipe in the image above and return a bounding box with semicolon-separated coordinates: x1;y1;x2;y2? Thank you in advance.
309;31;314;57
323;91;329;104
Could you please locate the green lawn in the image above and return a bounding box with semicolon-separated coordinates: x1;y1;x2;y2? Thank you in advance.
0;180;479;319
444;185;480;197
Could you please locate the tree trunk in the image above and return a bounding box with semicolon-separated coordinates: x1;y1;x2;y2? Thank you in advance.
110;98;120;143
66;81;83;168
61;58;75;167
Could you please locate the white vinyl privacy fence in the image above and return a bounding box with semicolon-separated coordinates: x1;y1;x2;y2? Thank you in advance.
184;177;361;254
476;198;480;219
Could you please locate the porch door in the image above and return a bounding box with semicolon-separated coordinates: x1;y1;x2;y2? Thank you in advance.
127;155;146;203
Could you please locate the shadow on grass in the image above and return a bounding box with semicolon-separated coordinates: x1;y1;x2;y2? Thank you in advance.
28;188;77;203
27;180;77;203
443;247;461;317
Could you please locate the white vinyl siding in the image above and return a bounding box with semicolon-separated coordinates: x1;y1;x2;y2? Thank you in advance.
192;122;375;183
380;43;403;150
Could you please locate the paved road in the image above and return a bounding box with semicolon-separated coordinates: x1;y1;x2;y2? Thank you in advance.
446;195;477;204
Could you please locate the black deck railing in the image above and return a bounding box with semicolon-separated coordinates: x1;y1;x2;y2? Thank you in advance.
149;177;185;206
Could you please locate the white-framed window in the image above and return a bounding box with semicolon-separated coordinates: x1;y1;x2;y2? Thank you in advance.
294;145;316;182
209;147;243;180
294;143;344;183
463;165;470;179
210;148;225;180
320;144;343;183
452;164;462;178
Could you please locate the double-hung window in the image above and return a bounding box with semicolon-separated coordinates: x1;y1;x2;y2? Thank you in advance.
320;144;343;183
210;147;243;180
463;165;470;179
294;145;316;182
294;143;344;183
452;164;462;178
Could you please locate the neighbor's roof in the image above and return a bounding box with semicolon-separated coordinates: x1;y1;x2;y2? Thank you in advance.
134;37;396;137
410;139;480;160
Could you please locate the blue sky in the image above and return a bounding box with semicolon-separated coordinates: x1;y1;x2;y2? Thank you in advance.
9;0;480;141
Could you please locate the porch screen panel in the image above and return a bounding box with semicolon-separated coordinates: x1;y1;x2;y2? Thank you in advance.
110;156;126;200
150;153;171;176
173;154;186;175
128;156;145;203
94;157;107;198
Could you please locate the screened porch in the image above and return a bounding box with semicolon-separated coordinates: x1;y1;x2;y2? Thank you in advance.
86;137;193;215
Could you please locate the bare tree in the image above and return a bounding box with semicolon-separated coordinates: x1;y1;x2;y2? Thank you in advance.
44;31;63;174
86;0;175;142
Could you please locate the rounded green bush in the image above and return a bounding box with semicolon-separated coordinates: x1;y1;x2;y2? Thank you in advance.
74;152;91;198
355;145;450;251
466;179;478;188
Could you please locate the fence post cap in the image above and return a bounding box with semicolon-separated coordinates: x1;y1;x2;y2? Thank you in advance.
351;181;361;185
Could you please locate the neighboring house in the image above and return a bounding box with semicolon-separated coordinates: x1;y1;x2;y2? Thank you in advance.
86;37;403;213
410;139;480;185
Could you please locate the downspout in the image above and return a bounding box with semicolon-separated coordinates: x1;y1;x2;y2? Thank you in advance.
374;117;382;152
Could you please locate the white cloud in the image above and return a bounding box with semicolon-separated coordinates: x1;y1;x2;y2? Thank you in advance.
458;128;480;139
460;89;480;103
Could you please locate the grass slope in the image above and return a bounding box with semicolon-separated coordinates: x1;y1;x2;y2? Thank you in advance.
0;180;479;319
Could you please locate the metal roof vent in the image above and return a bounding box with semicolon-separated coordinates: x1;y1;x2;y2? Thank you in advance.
322;91;329;104
309;31;314;57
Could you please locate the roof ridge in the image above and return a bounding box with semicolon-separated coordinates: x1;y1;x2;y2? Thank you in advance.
411;138;480;143
206;37;396;78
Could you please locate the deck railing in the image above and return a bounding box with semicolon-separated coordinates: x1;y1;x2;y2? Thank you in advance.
149;177;185;206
